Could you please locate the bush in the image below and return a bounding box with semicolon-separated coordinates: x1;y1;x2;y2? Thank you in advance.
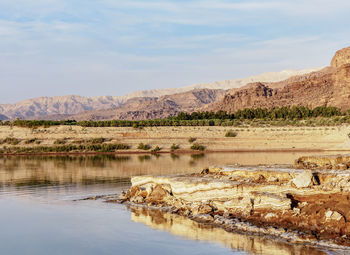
137;143;151;150
170;144;180;151
0;137;21;145
25;138;37;144
151;146;161;153
225;130;237;137
87;137;108;144
190;143;205;151
188;137;197;143
54;139;66;145
0;143;130;154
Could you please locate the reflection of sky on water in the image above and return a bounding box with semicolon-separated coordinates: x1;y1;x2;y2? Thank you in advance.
0;153;344;255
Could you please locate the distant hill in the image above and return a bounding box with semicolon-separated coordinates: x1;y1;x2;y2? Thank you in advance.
0;114;8;121
0;68;320;120
43;89;226;121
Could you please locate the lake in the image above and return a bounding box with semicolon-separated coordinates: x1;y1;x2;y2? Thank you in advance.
0;152;346;255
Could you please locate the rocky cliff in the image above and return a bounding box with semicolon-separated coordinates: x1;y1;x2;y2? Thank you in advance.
211;46;350;112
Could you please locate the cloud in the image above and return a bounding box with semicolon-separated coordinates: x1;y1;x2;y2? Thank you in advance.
0;0;350;103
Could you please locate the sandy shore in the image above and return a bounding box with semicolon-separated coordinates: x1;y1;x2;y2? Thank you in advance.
1;125;350;154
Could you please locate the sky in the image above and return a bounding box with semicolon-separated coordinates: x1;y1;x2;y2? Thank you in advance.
1;0;350;103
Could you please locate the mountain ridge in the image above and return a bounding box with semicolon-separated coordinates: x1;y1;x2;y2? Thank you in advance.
0;67;320;120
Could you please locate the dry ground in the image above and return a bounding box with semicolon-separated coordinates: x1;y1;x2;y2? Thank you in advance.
1;125;350;153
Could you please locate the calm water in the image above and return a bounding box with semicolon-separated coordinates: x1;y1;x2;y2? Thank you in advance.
0;152;347;255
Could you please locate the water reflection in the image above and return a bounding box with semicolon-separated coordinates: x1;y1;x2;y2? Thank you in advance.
130;207;328;255
0;151;347;194
0;152;348;254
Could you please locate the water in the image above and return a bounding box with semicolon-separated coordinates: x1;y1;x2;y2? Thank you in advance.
0;153;346;255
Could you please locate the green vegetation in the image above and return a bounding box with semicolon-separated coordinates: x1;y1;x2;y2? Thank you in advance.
2;106;350;128
0;137;21;145
54;139;67;145
170;144;180;152
24;138;38;144
225;130;238;137
188;137;197;143
190;143;205;151
137;143;151;150
0;143;130;154
151;146;161;153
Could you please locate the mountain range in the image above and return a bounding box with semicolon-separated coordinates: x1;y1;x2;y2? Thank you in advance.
0;67;320;120
2;46;350;121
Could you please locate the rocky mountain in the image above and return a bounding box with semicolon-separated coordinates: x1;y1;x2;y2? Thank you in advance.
47;89;226;121
0;114;8;121
210;46;350;112
0;68;319;120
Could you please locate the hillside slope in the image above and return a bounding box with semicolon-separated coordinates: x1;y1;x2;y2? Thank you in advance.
210;47;350;112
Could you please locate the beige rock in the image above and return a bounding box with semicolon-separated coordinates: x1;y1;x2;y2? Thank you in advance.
292;170;313;188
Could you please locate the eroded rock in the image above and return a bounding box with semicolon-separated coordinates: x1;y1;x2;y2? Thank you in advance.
120;162;350;248
291;170;313;188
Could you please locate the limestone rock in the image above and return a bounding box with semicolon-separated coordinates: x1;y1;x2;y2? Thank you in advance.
146;184;169;203
292;170;313;188
325;210;343;221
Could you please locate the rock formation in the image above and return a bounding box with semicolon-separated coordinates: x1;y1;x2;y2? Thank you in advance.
119;162;350;249
210;46;350;112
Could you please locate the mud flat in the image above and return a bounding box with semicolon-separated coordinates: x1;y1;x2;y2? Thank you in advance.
118;156;350;252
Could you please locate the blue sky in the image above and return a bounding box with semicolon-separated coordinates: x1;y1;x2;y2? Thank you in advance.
1;0;350;103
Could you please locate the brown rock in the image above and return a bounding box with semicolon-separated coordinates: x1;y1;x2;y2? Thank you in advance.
331;46;350;68
209;46;350;112
146;185;169;203
198;204;213;215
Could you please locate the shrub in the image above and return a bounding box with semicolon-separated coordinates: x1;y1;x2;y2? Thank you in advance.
151;146;161;153
25;138;37;144
190;143;205;151
0;143;130;154
88;137;107;144
225;130;237;137
188;137;197;143
0;137;21;145
54;139;66;145
170;144;180;151
137;143;151;150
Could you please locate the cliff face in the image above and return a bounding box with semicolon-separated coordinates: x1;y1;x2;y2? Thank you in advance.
211;46;350;112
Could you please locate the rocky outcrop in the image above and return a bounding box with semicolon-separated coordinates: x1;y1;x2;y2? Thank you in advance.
211;46;350;112
331;46;350;68
119;164;350;248
295;154;350;169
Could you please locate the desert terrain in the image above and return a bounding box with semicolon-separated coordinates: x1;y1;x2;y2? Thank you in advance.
1;125;350;154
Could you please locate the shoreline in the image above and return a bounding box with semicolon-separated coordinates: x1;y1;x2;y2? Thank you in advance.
0;148;346;157
117;159;350;250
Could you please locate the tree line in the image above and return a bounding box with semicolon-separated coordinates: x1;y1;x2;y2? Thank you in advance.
0;106;346;128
